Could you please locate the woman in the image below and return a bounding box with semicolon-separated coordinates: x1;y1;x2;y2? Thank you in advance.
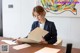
16;5;57;44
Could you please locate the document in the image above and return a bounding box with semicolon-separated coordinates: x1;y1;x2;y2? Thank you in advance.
1;40;17;45
13;44;31;50
18;38;39;43
35;47;60;53
19;27;49;43
28;27;49;42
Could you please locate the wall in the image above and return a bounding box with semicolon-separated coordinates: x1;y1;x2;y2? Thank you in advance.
2;0;36;38
2;0;80;48
47;17;80;48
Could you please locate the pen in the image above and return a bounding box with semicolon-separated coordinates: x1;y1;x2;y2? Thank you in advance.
12;37;20;42
12;39;16;42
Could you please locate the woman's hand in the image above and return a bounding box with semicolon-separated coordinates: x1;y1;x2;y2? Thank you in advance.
15;39;23;44
12;37;23;44
39;37;48;44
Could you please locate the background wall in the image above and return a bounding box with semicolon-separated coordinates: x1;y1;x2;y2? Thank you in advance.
2;0;80;48
2;0;36;38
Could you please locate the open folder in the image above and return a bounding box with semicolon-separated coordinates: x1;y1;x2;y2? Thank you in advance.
19;27;49;43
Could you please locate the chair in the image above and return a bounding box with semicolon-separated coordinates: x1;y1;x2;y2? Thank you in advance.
53;37;62;46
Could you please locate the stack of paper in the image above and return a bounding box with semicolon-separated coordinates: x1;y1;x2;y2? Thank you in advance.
1;40;17;45
13;44;31;50
35;47;60;53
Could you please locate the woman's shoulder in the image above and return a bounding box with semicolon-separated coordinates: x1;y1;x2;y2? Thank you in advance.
32;21;38;24
46;20;55;24
33;21;38;23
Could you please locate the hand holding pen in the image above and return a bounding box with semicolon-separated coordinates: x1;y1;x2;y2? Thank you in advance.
12;37;21;42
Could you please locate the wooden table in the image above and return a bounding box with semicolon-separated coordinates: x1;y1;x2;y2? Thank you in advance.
0;37;80;53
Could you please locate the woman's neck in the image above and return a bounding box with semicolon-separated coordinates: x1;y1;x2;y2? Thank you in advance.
40;18;46;24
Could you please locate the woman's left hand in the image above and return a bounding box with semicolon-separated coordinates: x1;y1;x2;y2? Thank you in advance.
39;37;48;44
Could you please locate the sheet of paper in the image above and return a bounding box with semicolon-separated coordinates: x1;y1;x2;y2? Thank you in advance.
19;38;38;43
13;44;31;50
35;47;60;53
1;40;17;45
28;27;49;42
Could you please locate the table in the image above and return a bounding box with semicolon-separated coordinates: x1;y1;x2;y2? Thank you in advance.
0;37;80;53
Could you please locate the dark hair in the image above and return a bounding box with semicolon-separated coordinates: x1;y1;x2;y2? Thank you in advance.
32;5;46;16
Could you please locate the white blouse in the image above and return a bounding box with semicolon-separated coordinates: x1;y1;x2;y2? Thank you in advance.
39;23;45;29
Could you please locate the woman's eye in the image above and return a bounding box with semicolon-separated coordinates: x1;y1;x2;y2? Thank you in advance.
37;15;39;16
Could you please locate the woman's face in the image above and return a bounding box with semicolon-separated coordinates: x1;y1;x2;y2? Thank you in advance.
33;12;45;22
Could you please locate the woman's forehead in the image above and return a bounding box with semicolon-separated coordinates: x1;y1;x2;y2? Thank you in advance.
34;12;39;15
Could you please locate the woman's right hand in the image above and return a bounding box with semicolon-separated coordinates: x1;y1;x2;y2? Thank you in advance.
16;39;23;44
15;39;23;44
12;37;20;41
12;37;23;44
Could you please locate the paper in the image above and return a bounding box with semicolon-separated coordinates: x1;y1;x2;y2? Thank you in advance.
12;27;49;43
13;44;31;50
1;40;17;45
28;27;49;42
18;38;38;43
35;47;60;53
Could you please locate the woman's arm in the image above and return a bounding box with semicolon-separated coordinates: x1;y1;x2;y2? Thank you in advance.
44;22;57;44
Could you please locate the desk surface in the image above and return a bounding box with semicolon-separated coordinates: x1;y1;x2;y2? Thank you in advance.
0;37;80;53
